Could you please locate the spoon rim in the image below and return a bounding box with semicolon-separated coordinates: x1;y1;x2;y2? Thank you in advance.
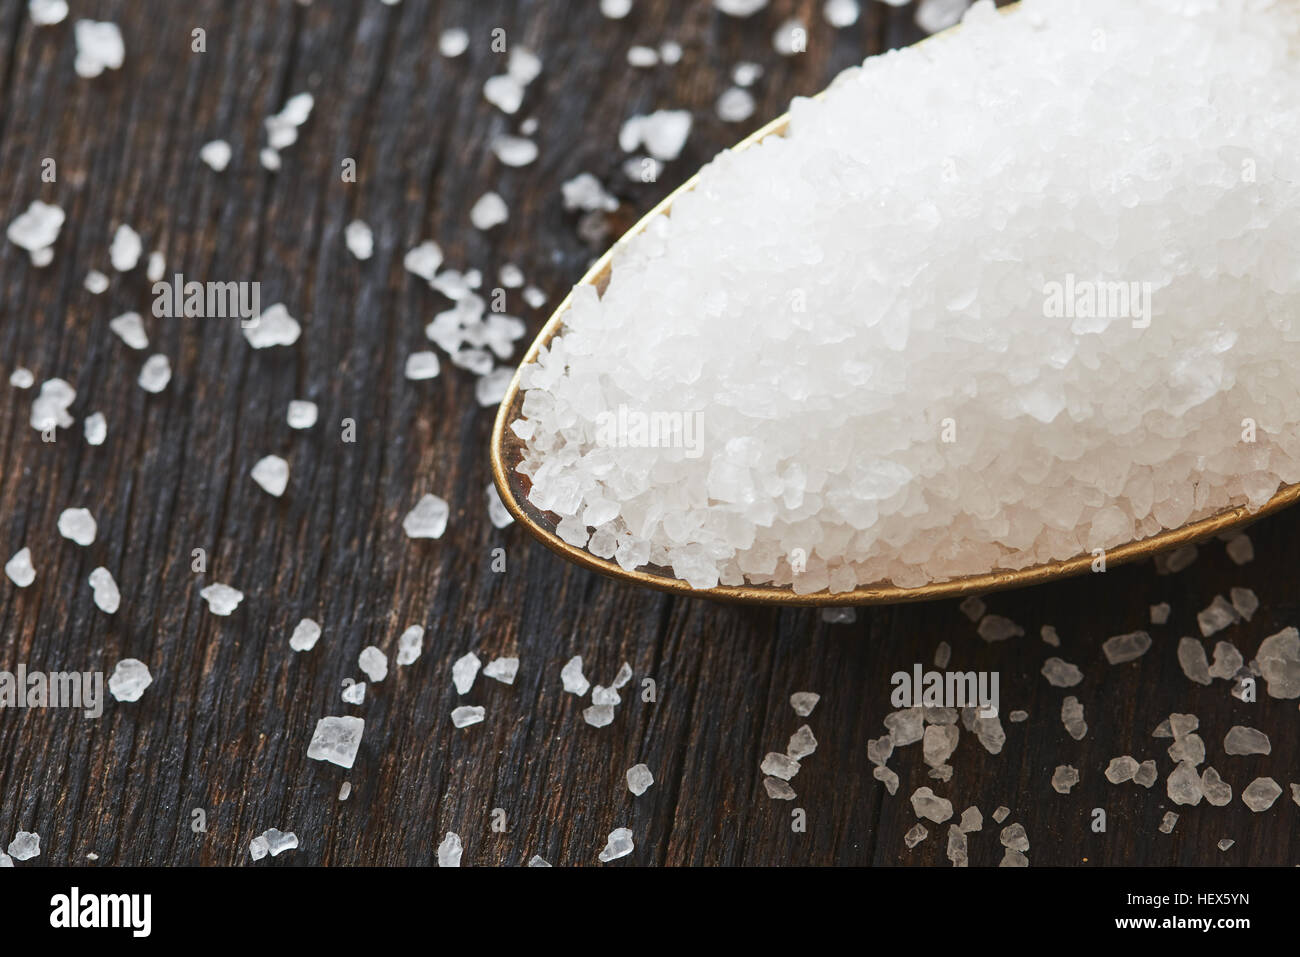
489;7;1299;606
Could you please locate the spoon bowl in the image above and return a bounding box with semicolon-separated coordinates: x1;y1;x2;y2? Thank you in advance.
489;14;1300;606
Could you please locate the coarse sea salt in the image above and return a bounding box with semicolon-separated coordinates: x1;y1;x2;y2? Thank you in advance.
88;567;120;613
108;658;152;702
514;0;1300;594
4;548;35;588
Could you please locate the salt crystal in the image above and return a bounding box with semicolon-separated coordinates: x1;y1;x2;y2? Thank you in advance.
772;18;806;57
626;764;654;795
716;88;755;123
1225;534;1254;565
527;854;551;866
108;658;152;702
1241;776;1282;812
999;822;1029;853
909;786;953;823
499;263;524;288
1196;596;1239;638
147;251;165;282
562;173;618;213
7;831;40;861
1158;811;1179;834
358;646;387;682
760;753;800;780
733;61;763;87
57;507;97;546
262;829;297;857
627;45;658;68
289;618;321;652
137;354;171;393
1040;625;1060;647
250;455;289;497
1177;637;1212;685
1134;760;1157;789
522;287;547;311
307;715;365;768
1223;725;1270;756
396;625;424;665
873;765;899;794
561;655;589;695
403;241;443;280
287;400;318;429
1167;732;1205;766
618;110;691;161
9;367;34;388
922;724;958;767
491;134;538;167
598;827;633;862
475;368;512;407
437;832;463;867
0;853;11;866
1051;765;1078;794
341;681;365;705
249;836;269;861
1169;713;1199;738
483;656;519;684
200;139;232;171
977;615;1022;642
1217;838;1234;852
84;270;109;294
243;303;300;348
109;224;142;271
1167;761;1204;806
1102;631;1151;664
958;806;982;833
7;200;63;261
1229;586;1258;622
883;708;923;747
715;0;767;15
88;567;119;613
1256;627;1300;698
933;641;952;669
820;607;855;625
344;220;373;260
1104;756;1138;784
439;28;469;57
999;849;1029;867
823;0;859;28
109;311;148;349
74;20;124;77
903;823;928;848
787;724;818;760
470;192;509;230
1041;657;1082;688
405;351;441;380
1201;767;1232;806
452;705;485;728
29;0;67;26
265;92;313;149
1149;602;1170;625
1291;783;1300;808
958;595;985;621
916;0;971;35
601;0;633;17
403;494;449;539
763;777;796;800
1061;696;1086;741
992;806;1010;824
5;548;35;588
946;825;968;867
200;582;244;616
451;652;482;695
84;412;106;446
486;483;514;529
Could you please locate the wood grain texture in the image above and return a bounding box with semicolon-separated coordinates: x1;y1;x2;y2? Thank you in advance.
0;0;1295;868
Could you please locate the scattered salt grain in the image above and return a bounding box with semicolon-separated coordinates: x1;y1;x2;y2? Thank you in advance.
1241;777;1282;812
307;715;365;768
626;764;654;796
1167;761;1204;806
287;400;317;429
147;251;165;282
527;854;551;866
1177;637;1212;686
1209;641;1243;680
200;582;244;616
789;692;820;717
243;303;301;348
344;219;373;260
265;92;313;150
403;494;450;539
659;41;683;65
1197;596;1239;638
1041;657;1082;688
977;615;1022;642
475;368;512;407
405;351;441;380
1051;765;1078;794
716;88;756;123
1040;625;1060;647
470;192;509;230
772;18;806;56
403;240;443;280
109;311;148;350
787;724;817;760
1061;697;1086;741
732;61;762;87
486;483;514;529
562;173;618;213
761;753;800;780
84;270;109;294
341;681;365;705
437;832;463;867
396;625;424;665
1102;631;1151;664
627;45;659;68
584;703;615;727
873;766;899;794
57;507;97;546
946;825;968;867
109;224;142;271
1000;849;1029;867
250;455;290;497
483;657;519;685
823;0;860;27
452;652;481;694
916;0;971;35
903;823;928;848
29;0;67;26
1149;602;1170;625
1224;725;1270;756
289;618;321;652
1201;767;1232;806
764;777;796;800
9;367;34;388
1225;534;1254;565
999;822;1029;853
1229;587;1258;622
262;829;298;857
1256;627;1300;698
137;354;171;393
1134;760;1157;789
618;110;691;161
958;595;985;621
1217;838;1235;852
7;831;40;861
933;641;952;669
561;656;589;695
439;27;469;57
598;827;634;862
884;708;923;747
1008;709;1027;722
358;646;388;682
83;412;106;446
199;139;232;171
88;567;119;614
108;658;151;702
7;200;64;264
73;20;124;78
452;705;485;728
1104;756;1138;784
4;548;35;587
248;836;269;861
491;134;538;167
1158;811;1178;834
910;786;953;824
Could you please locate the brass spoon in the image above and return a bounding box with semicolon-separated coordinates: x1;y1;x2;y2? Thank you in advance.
489;14;1300;607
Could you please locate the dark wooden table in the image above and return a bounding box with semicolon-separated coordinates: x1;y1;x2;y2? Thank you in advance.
0;0;1295;867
